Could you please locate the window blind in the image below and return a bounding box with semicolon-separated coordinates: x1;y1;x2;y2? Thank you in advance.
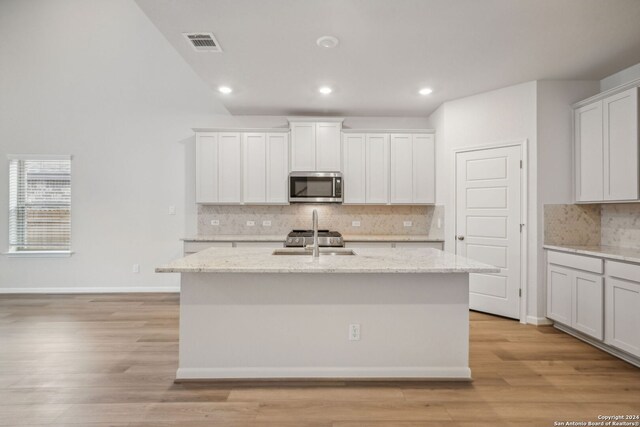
9;157;71;252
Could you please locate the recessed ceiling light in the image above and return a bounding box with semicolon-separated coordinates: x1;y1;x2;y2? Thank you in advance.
317;36;339;49
419;87;433;95
218;86;232;94
319;86;333;95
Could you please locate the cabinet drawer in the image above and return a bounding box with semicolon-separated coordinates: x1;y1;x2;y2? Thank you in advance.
547;251;603;274
184;241;233;253
606;260;640;282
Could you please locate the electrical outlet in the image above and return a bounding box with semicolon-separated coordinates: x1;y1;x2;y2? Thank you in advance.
168;205;176;215
246;220;256;227
349;324;361;341
262;220;272;227
351;220;361;227
210;220;219;226
403;221;413;227
132;264;140;274
437;217;442;229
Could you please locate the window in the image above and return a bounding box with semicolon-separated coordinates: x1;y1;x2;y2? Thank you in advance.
8;155;72;255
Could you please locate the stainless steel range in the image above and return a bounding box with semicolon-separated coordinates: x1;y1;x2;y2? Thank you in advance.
285;229;344;248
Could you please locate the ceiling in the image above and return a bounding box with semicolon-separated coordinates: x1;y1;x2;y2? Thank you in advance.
135;0;640;117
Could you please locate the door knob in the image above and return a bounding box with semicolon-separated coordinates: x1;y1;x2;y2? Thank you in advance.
457;235;465;241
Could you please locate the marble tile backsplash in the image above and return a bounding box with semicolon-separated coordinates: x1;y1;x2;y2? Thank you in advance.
601;203;640;248
198;204;444;239
544;204;601;246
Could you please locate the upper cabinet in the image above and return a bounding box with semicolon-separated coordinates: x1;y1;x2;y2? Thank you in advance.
289;118;344;171
343;130;435;205
574;86;639;203
196;132;242;204
390;133;435;204
195;130;289;205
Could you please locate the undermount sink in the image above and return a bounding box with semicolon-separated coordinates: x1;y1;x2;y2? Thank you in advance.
272;248;357;256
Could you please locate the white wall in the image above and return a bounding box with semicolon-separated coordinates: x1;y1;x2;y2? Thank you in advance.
0;0;231;291
600;62;640;91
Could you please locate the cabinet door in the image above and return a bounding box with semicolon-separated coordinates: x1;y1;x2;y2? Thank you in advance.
217;132;242;203
603;87;639;201
195;133;218;203
342;133;366;204
390;134;413;204
365;134;389;204
547;264;572;325
572;271;603;340
316;122;342;171
605;277;640;357
266;133;289;204
413;134;436;204
575;102;604;202
290;122;316;171
242;133;267;203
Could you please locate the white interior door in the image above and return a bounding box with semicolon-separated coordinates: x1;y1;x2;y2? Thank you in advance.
455;145;522;319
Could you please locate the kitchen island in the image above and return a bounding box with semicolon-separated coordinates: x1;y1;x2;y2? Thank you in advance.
156;247;498;381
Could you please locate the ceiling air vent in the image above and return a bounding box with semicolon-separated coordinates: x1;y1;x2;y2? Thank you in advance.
182;32;222;52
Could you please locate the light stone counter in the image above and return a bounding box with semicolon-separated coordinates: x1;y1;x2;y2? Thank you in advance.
543;244;640;264
156;247;497;274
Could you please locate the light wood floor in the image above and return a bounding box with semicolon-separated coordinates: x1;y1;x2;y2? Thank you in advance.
0;294;639;426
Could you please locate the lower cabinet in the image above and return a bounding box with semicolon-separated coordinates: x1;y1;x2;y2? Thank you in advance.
546;250;640;363
546;251;604;340
605;261;640;358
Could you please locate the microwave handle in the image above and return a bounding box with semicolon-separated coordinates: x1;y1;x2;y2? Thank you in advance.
332;179;336;197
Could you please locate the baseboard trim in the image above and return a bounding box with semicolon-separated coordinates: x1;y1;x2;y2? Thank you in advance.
176;366;472;381
0;286;180;294
554;323;640;368
526;315;553;326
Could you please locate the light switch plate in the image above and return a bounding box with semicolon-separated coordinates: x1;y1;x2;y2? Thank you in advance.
168;205;176;215
210;220;220;226
262;220;272;227
352;220;361;227
246;220;256;227
403;221;413;227
132;264;140;274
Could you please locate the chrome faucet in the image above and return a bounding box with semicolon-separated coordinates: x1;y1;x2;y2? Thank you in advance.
306;209;320;258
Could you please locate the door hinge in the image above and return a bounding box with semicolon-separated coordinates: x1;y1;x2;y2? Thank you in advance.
519;288;522;297
520;160;523;169
520;223;525;232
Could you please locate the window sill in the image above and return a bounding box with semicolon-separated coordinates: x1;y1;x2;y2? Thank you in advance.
4;251;74;258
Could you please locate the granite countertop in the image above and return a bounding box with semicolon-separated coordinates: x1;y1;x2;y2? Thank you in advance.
156;247;497;274
182;235;443;242
543;244;640;264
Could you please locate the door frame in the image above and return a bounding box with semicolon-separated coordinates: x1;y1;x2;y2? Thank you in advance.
452;139;528;324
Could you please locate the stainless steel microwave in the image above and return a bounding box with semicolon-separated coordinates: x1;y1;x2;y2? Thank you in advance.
289;172;343;203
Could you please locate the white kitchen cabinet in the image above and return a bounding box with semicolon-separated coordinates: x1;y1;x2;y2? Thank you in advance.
195;132;219;203
603;87;639;201
342;133;366;204
242;132;289;204
196;132;241;204
242;133;267;203
316;122;342;171
290;122;316;171
390;134;435;204
266;133;289;203
605;261;640;358
289;119;343;171
546;251;604;340
365;134;390;204
547;264;573;326
574;87;639;203
572;271;604;340
217;133;242;203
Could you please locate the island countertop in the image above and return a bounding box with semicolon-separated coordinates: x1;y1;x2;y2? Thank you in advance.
156;247;498;274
